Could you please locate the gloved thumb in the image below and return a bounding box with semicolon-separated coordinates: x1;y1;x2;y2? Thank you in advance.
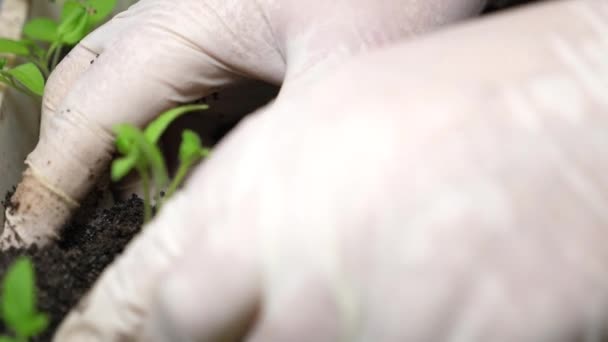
141;229;260;342
53;190;214;341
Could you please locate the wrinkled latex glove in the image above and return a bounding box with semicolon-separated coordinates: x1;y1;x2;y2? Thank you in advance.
0;0;484;248
55;0;608;340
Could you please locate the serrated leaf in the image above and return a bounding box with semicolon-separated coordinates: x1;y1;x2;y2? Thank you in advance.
23;18;59;42
6;63;45;96
0;38;30;56
144;104;209;144
87;0;118;25
2;258;36;333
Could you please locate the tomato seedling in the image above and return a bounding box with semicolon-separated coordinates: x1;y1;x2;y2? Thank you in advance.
166;129;210;199
0;0;117;98
0;59;44;98
0;257;48;342
111;104;211;222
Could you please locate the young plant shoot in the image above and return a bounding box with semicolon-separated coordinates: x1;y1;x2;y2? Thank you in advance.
0;257;48;342
166;129;210;199
0;0;117;98
0;59;44;98
111;104;211;222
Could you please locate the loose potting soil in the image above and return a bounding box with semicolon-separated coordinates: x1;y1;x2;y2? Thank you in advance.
0;192;143;341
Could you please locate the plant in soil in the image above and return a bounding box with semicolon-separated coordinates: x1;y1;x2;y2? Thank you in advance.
0;191;146;341
111;104;211;222
0;0;117;98
0;257;47;342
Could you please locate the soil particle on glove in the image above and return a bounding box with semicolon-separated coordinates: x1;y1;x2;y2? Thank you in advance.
0;194;143;342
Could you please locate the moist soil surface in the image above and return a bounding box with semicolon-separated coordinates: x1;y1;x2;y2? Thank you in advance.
0;192;143;341
0;0;546;340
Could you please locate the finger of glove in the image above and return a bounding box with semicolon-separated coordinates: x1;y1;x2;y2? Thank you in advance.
41;11;134;133
271;0;485;92
0;12;137;248
29;2;249;206
245;276;343;342
141;229;260;342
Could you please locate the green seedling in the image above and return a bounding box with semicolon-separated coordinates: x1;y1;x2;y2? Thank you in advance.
0;0;117;98
111;104;211;222
165;129;210;199
0;59;44;98
0;257;48;342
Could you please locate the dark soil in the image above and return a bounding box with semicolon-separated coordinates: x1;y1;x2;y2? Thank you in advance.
0;192;143;341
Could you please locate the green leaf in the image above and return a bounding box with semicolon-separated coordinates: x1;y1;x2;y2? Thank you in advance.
2;258;36;334
61;1;84;23
144;104;209;144
0;336;17;342
18;312;48;337
0;38;30;56
115;124;169;189
179;130;209;165
87;0;118;25
111;152;138;181
115;132;134;155
58;4;89;45
0;58;6;70
6;63;45;96
112;126;140;181
23;18;59;42
63;14;90;45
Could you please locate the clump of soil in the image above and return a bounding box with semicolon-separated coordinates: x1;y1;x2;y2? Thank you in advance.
0;193;143;342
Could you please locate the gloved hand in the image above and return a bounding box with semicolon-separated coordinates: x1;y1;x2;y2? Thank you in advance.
55;0;608;340
0;0;485;248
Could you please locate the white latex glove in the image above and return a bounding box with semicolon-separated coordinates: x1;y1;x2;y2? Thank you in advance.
0;0;485;248
55;0;608;340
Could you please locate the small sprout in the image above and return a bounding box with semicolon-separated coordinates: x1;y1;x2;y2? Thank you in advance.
112;104;210;222
0;39;30;56
0;257;48;342
165;130;209;199
112;124;168;222
0;63;46;97
0;0;118;96
22;18;59;43
143;104;210;144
